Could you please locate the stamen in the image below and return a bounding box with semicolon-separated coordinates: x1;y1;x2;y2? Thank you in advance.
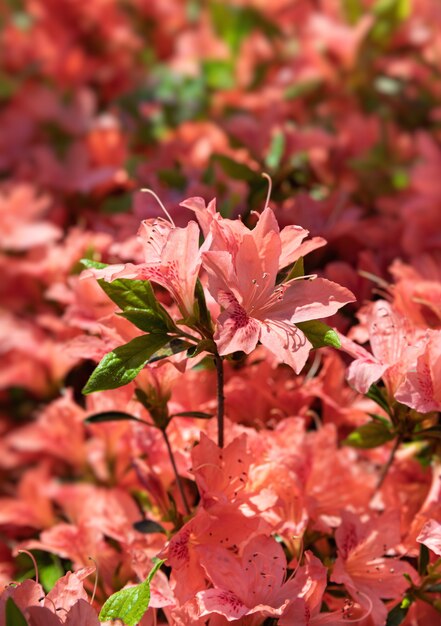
17;550;39;585
88;556;99;605
141;188;176;227
286;534;304;581
357;270;390;289
262;172;273;210
340;591;373;623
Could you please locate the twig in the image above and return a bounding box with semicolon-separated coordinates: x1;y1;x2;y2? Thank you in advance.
214;352;225;448
376;435;402;492
161;427;191;515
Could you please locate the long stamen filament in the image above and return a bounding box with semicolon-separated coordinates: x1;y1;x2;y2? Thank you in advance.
141;188;176;227
17;550;39;585
262;172;273;210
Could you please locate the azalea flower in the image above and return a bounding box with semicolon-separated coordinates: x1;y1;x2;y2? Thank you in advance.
340;300;423;396
417;519;441;556
331;511;418;625
194;534;299;624
87;210;205;319
201;206;355;372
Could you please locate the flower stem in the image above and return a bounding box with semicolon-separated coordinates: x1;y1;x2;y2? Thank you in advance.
214;352;225;448
376;435;402;492
161;427;191;515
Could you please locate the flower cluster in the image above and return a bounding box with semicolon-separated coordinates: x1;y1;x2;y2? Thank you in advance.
2;1;441;625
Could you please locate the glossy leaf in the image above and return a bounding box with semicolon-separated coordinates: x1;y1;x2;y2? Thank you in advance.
343;421;395;449
99;559;164;626
83;334;171;394
119;307;173;334
81;259;176;331
85;411;145;424
296;320;341;349
366;384;392;416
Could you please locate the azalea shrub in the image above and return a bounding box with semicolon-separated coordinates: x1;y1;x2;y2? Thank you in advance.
2;0;441;625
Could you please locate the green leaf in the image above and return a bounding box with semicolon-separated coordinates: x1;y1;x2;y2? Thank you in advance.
296;320;341;349
101;194;132;215
81;258;107;270
83;334;171;394
81;260;176;330
212;154;259;182
366;384;392;416
99;559;164;626
85;411;146;424
6;598;28;626
285;257;304;281
39;560;65;592
171;411;213;419
209;2;279;54
148;338;192;364
187;339;216;358
119;308;174;334
203;59;235;90
342;0;364;23
193;279;212;330
418;543;430;576
265;131;285;170
368;413;392;427
386;600;411;626
343;421;395;449
133;520;167;534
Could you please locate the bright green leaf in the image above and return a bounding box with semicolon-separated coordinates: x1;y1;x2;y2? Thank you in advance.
81;258;107;270
81;260;176;331
343;421;395;449
285;257;304;281
119;308;173;334
265;131;285;170
203;59;235;90
39;561;65;592
99;559;164;626
296;320;341;349
83;334;171;394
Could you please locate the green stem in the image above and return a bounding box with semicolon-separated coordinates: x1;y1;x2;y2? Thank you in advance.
214;352;225;448
161;427;191;515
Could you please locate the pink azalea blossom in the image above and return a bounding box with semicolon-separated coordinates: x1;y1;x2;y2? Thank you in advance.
194;534;298;624
340;300;422;396
201;206;354;372
86;217;205;318
417;519;441;556
331;511;418;625
395;329;441;413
